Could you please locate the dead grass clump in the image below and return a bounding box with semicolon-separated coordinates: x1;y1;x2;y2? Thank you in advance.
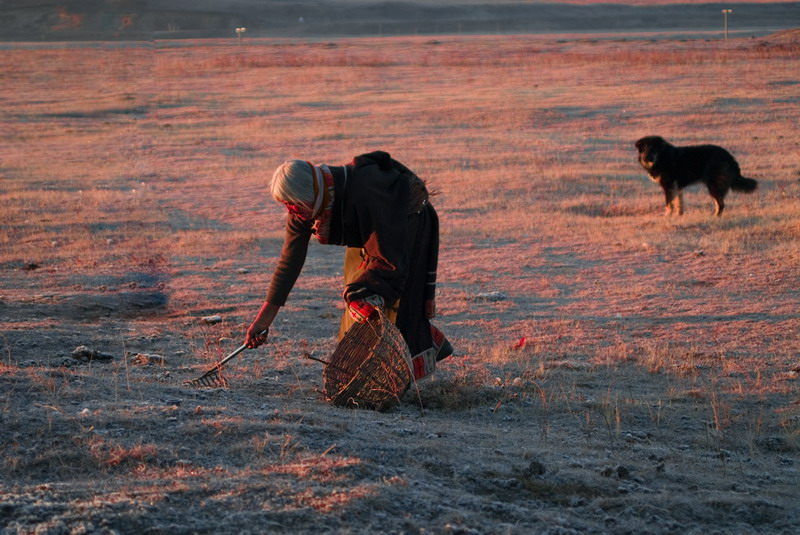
87;436;160;470
777;417;800;452
414;378;497;412
0;361;20;376
294;485;377;513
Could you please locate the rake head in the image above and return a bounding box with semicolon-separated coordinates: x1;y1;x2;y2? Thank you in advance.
183;366;229;388
182;334;264;389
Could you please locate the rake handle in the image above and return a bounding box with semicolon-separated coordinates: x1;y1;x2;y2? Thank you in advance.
217;342;248;367
206;329;267;371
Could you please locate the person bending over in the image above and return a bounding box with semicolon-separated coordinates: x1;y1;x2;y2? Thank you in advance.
245;151;453;380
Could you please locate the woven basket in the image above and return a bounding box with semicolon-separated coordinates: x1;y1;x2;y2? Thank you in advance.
323;309;413;411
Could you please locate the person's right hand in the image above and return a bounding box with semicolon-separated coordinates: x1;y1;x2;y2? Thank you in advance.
245;323;269;348
245;301;281;348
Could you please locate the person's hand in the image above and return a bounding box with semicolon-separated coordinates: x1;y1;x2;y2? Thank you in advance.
245;323;269;348
424;298;436;319
348;294;384;323
245;301;280;348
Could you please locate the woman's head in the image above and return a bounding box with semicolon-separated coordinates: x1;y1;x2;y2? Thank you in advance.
271;160;314;205
271;160;319;219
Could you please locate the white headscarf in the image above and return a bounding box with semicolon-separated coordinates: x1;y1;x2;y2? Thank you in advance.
270;160;325;218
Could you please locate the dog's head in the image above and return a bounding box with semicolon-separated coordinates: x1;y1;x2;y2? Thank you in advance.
635;136;667;170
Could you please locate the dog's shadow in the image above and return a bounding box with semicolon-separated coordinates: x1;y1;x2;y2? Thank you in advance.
561;202;653;218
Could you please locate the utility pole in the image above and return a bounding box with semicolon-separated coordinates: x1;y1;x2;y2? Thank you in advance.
722;9;732;40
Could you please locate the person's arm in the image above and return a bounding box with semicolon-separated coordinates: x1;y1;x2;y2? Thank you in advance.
247;213;312;347
266;214;313;305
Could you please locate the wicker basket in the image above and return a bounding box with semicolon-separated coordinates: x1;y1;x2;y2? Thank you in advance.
323;309;413;411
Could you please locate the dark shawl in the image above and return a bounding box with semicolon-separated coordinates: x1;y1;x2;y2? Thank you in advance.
266;151;431;307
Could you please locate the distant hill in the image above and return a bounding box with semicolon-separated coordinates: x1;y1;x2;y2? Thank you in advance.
0;1;798;40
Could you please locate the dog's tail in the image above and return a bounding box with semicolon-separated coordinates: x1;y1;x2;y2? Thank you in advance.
732;175;758;193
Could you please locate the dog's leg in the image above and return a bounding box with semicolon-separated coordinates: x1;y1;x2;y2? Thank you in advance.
675;191;684;216
707;176;728;217
713;198;724;217
664;188;679;216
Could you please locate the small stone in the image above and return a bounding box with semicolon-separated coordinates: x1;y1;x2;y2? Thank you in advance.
201;315;222;324
474;291;508;302
625;431;648;443
72;346;114;361
72;345;92;359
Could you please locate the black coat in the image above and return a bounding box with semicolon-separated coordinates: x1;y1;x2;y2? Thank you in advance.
266;151;435;307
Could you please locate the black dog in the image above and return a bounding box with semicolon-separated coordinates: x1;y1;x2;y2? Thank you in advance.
635;135;758;216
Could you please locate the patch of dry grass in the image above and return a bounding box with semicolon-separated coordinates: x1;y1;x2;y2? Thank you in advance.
1;32;799;533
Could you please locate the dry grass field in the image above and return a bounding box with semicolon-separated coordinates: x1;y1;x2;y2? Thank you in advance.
1;30;799;534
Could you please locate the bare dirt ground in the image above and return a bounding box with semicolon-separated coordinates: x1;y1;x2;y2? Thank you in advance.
1;32;799;534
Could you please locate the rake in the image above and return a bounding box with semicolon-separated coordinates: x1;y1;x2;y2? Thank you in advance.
184;330;266;388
